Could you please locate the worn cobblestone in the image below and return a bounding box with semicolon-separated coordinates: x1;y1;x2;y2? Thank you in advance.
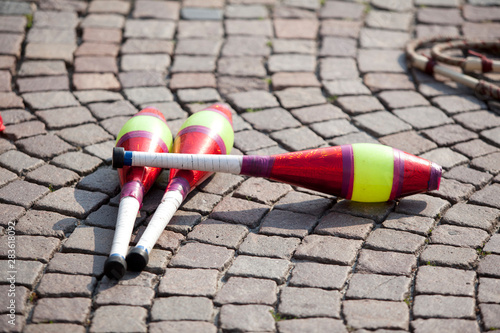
420;245;478;270
356;249;417;276
413;295;475;319
219;304;274;332
346;273;411;301
0;150;43;175
279;287;341;318
227;255;291;283
214;276;276;305
259;209;317;238
32;298;92;324
169;242;234;271
343;300;409;330
37;273;97;297
90;306;147;333
158;268;219;297
431;224;489;248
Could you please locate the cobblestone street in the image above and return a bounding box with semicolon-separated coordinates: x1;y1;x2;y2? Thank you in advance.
1;0;500;332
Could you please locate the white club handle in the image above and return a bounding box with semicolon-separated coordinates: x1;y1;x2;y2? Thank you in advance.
109;196;140;258
128;151;244;174
135;190;184;254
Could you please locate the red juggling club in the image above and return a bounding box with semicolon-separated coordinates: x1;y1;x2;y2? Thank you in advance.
104;108;173;279
113;143;442;203
125;104;234;271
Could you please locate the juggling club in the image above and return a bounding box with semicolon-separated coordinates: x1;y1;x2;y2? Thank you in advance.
113;143;441;203
125;104;234;272
104;108;173;279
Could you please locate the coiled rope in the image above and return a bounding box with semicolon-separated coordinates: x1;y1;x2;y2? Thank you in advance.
406;36;500;100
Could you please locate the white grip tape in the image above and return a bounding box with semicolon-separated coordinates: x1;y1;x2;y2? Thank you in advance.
109;196;141;258
136;190;184;254
132;152;243;174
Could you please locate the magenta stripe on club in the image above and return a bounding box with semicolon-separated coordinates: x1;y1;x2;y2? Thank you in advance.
241;155;275;178
121;180;145;203
177;125;227;155
116;130;170;153
428;163;442;191
389;149;405;201
166;176;191;200
341;145;354;200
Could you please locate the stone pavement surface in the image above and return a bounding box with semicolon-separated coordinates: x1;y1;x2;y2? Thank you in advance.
0;0;500;332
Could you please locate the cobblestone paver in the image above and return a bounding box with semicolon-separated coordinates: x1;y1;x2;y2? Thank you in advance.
0;0;500;332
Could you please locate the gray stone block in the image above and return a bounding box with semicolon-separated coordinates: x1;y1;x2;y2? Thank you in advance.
343;299;409;330
430;178;475;204
430;224;489;248
346;273;411;301
356;249;416;276
77;168;120;196
294;234;363;265
63;226;114;255
411;319;480;333
470;184;500;209
278;318;347;333
37;273;97;297
415;266;476;296
25;164;79;189
214;276;277;305
52;151;103;175
0;260;44;288
419;245;478;269
278;287;341;318
289;261;350;290
274;191;332;217
314;211;374;240
471;152;500;175
382;213;435;236
332;200;395;224
478;254;500;278
271;127;326;151
32;298;92;324
396;194;451;218
90;305;147;333
181;7;223;20
0;235;59;263
46;253;107;276
364;228;426;254
239;233;300;259
219;304;274;332
149;322;216;333
484;234;500;255
169;242;234;271
227;255;291;283
158;268;219;297
413;295;475;319
0;150;44;176
234;177;292;205
0;179;49;209
259;209;317;239
96;285;155;307
187;219;248;249
151;296;214;321
354;111;412;137
227;90;279;111
35;187;108;219
442;202;499;231
210;195;269;228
